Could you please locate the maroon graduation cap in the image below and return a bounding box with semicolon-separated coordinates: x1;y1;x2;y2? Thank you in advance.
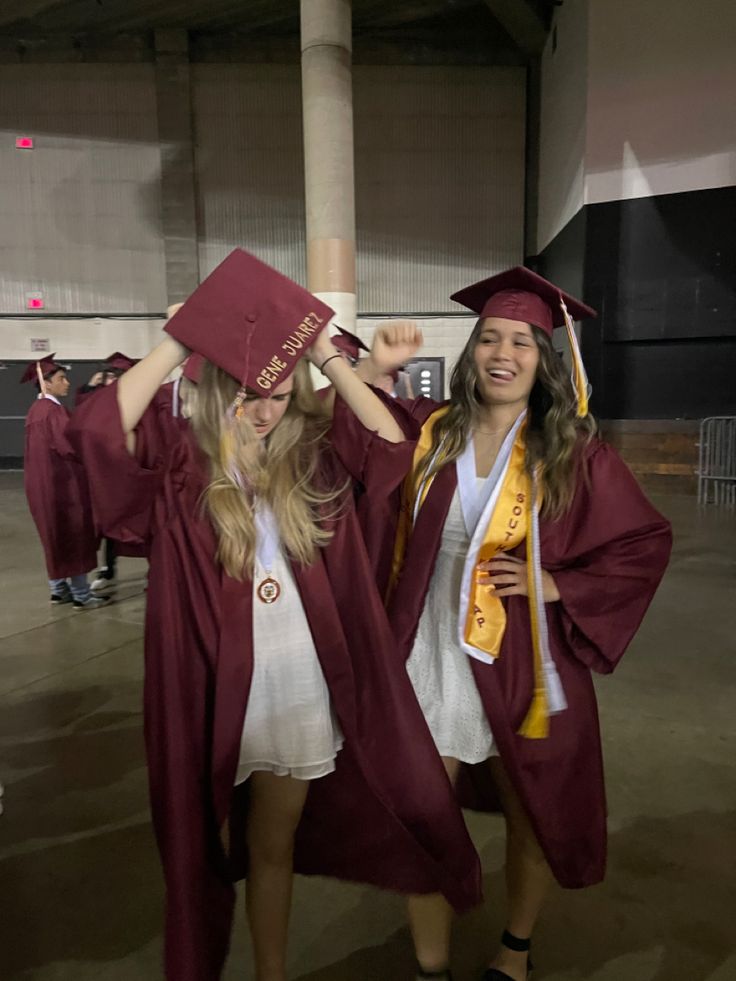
105;352;138;372
451;266;597;417
450;266;596;338
165;249;334;394
331;327;369;363
19;355;66;384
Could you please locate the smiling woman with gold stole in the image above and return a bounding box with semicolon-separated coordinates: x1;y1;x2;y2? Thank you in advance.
373;267;672;981
68;249;481;981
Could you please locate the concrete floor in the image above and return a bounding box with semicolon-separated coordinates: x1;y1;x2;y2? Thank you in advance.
1;471;734;981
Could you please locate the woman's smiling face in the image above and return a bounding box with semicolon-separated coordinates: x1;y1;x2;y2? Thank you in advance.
473;317;540;408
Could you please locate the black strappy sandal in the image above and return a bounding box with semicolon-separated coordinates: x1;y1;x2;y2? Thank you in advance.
481;929;533;980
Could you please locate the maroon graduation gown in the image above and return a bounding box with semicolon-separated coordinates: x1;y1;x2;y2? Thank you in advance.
23;396;98;579
74;383;100;408
381;398;672;889
68;387;481;981
74;381;181;559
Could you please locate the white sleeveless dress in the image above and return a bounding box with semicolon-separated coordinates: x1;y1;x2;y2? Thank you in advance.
406;478;497;764
235;549;344;784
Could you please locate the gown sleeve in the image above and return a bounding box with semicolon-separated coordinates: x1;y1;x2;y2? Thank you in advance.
550;441;673;675
67;384;171;549
403;394;443;423
74;383;101;408
329;390;422;494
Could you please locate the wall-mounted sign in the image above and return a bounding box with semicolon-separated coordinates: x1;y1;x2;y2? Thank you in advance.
30;338;50;352
404;357;445;401
15;136;34;149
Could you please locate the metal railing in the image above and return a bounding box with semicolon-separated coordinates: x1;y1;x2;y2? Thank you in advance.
698;416;736;508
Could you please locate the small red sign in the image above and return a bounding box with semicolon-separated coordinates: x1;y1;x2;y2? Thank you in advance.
27;296;44;310
15;137;34;149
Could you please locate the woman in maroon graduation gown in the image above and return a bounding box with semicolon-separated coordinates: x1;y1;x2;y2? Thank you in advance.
374;268;672;981
69;250;480;981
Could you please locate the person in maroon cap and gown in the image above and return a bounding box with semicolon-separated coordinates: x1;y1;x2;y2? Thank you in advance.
21;356;107;610
73;352;143;589
69;250;481;981
318;326;415;402
315;326;369;403
74;351;139;409
360;267;672;981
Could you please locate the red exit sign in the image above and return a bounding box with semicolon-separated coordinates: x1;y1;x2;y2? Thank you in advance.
15;136;34;149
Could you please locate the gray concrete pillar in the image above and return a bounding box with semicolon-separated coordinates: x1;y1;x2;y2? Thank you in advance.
154;29;200;305
300;0;357;331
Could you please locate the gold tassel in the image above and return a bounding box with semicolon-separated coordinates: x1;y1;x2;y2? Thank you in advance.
518;689;549;739
560;297;589;418
219;387;248;472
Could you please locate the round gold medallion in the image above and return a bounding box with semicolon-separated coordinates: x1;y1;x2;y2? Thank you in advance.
256;576;281;604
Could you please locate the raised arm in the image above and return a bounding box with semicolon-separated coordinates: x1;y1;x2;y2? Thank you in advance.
308;321;422;443
117;305;188;444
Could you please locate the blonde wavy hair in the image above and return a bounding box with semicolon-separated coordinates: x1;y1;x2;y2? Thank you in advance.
192;360;344;579
415;321;597;520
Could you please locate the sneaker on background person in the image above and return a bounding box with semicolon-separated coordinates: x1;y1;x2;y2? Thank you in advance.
73;594;111;612
91;567;115;591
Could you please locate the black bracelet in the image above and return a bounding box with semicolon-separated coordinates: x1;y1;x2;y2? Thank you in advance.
319;353;343;375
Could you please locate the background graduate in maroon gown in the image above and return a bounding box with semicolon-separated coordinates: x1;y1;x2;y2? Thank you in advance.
74;351;139;409
21;356;102;608
69;250;481;981
360;268;672;981
72;352;145;586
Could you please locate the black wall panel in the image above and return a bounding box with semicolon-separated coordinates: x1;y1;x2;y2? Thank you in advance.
585;187;736;343
531;207;587;304
0;360;96;461
537;186;736;419
598;338;736;419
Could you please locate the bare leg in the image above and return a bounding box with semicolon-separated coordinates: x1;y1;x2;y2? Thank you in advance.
487;757;553;980
245;771;310;981
408;756;461;975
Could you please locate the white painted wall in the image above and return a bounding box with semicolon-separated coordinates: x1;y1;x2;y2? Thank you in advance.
192;63;526;312
585;0;736;204
0;318;164;361
355;66;526;312
193;65;308;284
537;0;736;251
0;62;524;363
0;64;166;315
536;0;589;253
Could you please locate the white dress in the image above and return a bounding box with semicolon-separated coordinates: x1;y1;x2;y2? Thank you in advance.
406;478;497;764
235;549;344;784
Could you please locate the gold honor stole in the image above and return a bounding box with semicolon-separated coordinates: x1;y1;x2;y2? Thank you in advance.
391;406;559;739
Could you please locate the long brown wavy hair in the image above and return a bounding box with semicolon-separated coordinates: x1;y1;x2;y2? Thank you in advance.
415;320;597;519
192;360;345;579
